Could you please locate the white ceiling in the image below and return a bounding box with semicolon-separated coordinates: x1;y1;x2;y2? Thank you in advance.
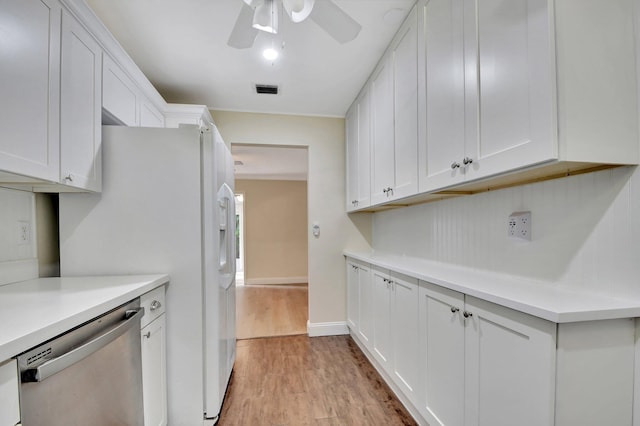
85;0;416;117
232;145;308;180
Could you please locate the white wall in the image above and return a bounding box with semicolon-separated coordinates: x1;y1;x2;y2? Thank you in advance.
373;165;640;299
0;188;38;285
211;110;373;328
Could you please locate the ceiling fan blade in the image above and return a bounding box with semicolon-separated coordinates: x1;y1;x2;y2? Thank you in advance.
309;0;362;44
227;2;259;49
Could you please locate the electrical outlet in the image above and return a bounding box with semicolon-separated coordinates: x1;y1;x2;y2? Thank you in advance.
508;211;531;241
17;221;30;245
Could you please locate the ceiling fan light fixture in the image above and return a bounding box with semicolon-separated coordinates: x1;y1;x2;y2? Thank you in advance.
283;0;315;23
262;47;279;61
252;0;279;34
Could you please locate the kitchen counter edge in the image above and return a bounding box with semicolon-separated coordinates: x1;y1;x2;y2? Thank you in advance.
344;251;640;323
0;274;169;362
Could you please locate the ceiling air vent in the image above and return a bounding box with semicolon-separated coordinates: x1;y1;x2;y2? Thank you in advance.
256;84;278;95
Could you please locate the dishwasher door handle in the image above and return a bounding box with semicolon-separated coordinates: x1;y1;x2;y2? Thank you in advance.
23;307;145;382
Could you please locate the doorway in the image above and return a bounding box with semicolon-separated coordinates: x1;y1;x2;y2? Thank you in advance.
232;144;309;339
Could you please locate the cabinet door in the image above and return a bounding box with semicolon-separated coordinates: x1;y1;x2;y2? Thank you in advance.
102;54;138;126
0;0;61;182
357;262;373;350
390;7;418;201
345;104;359;211
346;261;360;331
372;267;392;369
418;0;466;192
0;359;20;426
463;296;555;426
370;62;394;205
356;90;371;208
463;0;556;181
141;315;168;426
60;10;102;191
419;281;465;426
390;271;419;404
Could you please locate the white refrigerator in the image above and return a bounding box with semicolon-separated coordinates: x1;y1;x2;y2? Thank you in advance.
59;124;236;425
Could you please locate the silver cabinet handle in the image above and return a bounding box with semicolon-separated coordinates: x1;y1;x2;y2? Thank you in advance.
24;307;145;382
64;174;74;182
150;300;162;312
143;331;151;339
463;157;473;165
451;162;460;169
451;307;460;313
463;311;473;318
383;188;388;194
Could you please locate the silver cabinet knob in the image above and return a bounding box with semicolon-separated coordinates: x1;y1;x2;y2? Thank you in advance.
463;157;473;165
463;311;473;318
450;307;460;313
150;300;162;311
451;162;460;169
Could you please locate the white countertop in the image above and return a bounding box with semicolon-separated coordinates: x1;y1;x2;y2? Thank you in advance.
0;274;169;361
344;251;640;323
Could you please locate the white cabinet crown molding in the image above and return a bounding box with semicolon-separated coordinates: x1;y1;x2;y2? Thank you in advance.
59;0;167;114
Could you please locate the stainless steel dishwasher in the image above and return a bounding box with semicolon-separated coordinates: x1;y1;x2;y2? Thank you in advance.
16;299;145;426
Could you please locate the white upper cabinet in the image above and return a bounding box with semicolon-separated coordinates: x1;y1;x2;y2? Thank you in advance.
390;9;419;200
418;0;466;191
60;10;102;192
463;0;556;182
0;0;61;183
103;54;165;128
418;0;638;193
102;54;139;126
371;60;395;205
371;7;419;205
345;89;371;212
0;0;102;191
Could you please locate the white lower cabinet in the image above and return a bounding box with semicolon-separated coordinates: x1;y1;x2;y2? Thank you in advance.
141;288;167;426
372;267;392;369
419;281;635;426
371;266;420;404
351;261;374;351
0;359;20;426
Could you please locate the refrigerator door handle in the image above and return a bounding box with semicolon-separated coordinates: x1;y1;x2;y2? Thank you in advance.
22;307;145;382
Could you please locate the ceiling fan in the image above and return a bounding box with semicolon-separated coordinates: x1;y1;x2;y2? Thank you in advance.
228;0;362;49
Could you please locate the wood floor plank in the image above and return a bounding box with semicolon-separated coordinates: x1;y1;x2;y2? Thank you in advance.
218;335;417;426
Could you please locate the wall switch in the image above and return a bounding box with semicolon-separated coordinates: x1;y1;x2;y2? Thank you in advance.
508;211;531;241
17;221;30;245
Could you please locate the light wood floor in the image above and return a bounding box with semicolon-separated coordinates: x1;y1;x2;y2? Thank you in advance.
236;284;308;339
218;335;417;426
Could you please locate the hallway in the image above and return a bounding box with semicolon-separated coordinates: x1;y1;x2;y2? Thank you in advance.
236;284;308;339
218;335;417;425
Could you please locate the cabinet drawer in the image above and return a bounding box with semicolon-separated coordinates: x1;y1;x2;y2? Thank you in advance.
141;286;166;328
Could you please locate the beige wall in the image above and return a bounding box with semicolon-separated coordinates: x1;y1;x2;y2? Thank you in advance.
211;110;372;327
236;179;308;283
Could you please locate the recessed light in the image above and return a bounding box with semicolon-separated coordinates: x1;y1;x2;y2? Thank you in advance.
263;48;279;61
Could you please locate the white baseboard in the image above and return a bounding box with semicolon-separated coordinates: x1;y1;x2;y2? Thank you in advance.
0;258;39;286
307;320;349;337
245;276;308;285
